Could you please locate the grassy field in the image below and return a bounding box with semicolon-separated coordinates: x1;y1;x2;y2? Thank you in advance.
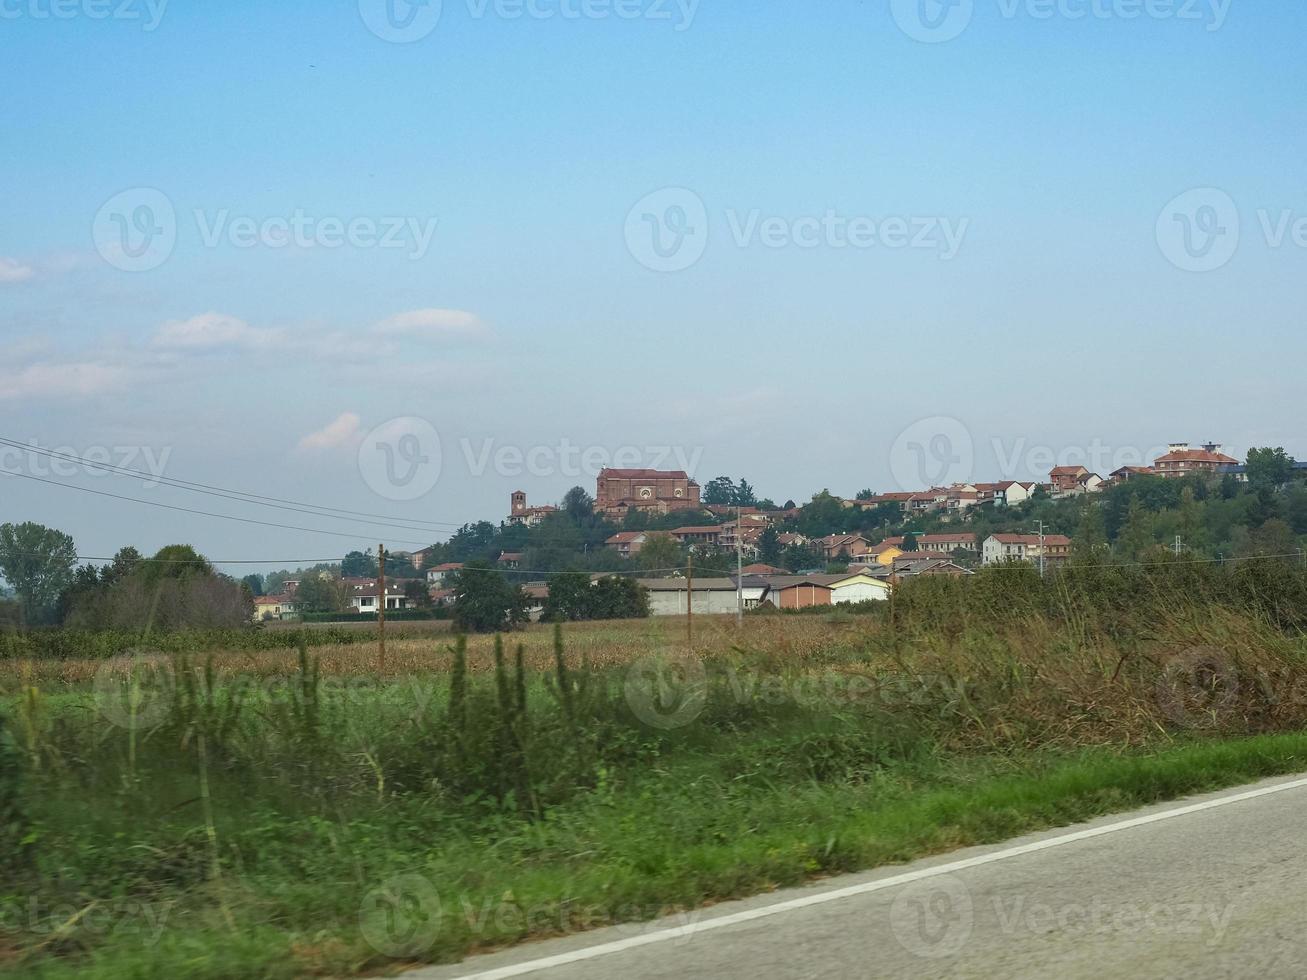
3;599;1307;978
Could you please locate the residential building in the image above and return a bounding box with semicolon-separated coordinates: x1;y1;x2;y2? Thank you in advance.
605;531;648;558
408;548;436;570
906;488;950;514
671;526;722;546
855;491;915;511
1049;466;1105;498
740;563;787;575
892;551;956;568
521;582;550;622
944;488;980;514
816;533;871;561
894;559;972;578
982;534;1073;566
594;468;702;517
996;481;1039;506
1150;443;1240;478
252;594;298;622
915;532;978;555
426;562;463;586
344;578;411;613
1108;465;1155;483
867;538;905;565
497;552;524;570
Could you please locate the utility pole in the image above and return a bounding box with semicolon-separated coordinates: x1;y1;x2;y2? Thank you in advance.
377;542;386;674
686;550;694;649
736;505;744;626
1034;520;1047;578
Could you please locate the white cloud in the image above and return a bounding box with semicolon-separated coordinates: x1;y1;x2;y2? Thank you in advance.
297;412;363;452
0;361;131;401
153;312;283;351
372;308;485;342
0;258;34;284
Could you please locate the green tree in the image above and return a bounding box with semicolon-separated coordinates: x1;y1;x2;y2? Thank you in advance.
403;579;432;610
735;479;757;507
561;486;595;523
1246;447;1295;492
1241;518;1298;559
139;545;212;587
901;532;919;552
1074;502;1108;560
757;526;782;565
0;522;77;625
1288;488;1307;535
796;490;846;537
342;550;378;578
543;571;593;621
781;542;821;572
589;576;649;619
638;533;682;574
703;476;737;506
57;563;102;622
450;562;528;633
294;574;347;614
103;546;142;586
1116;497;1155;561
241;574;265;596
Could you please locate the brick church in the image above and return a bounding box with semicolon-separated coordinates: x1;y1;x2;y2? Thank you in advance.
594;468;702;518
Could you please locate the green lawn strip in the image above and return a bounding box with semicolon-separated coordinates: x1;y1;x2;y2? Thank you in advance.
19;732;1307;979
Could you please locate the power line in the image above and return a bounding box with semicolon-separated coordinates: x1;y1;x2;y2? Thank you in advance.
0;437;467;532
0;469;438;548
2;546;694;578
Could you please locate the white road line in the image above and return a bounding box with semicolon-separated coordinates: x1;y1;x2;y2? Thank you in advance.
446;774;1307;980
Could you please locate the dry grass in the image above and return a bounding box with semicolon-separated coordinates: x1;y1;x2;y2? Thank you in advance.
0;614;871;688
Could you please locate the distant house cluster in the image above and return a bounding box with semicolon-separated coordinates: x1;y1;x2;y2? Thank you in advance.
1114;442;1241;481
253;438;1253;624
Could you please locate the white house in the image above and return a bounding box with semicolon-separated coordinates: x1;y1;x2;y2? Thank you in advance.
426;563;463;586
997;482;1039;506
344;578;411;613
982;534;1073;566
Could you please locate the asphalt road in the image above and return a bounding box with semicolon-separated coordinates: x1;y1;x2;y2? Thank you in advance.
400;773;1307;980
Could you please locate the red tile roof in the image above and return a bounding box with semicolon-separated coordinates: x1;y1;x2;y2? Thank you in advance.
600;468;692;480
1153;449;1239;465
606;532;647;544
991;534;1072;546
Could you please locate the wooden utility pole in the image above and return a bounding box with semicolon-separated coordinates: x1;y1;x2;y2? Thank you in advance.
377;542;386;674
736;506;744;626
686;550;694;649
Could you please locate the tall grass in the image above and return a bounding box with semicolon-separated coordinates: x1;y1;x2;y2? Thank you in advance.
6;577;1307;977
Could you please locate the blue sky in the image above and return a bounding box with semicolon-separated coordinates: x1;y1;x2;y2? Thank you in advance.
2;0;1304;570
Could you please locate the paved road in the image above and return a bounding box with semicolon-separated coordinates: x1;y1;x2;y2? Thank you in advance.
401;773;1307;979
